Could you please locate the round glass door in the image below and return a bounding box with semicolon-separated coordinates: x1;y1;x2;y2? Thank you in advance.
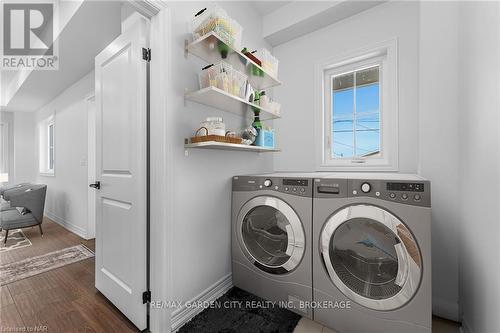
321;205;422;311
238;196;305;275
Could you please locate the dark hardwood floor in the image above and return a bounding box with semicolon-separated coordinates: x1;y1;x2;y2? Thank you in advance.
1;218;139;333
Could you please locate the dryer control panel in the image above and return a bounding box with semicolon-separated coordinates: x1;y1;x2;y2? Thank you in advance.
314;178;431;207
233;176;313;197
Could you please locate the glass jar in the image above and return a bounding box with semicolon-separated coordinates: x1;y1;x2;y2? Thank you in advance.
201;117;226;136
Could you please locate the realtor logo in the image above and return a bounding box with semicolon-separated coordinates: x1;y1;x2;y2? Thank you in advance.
1;1;59;70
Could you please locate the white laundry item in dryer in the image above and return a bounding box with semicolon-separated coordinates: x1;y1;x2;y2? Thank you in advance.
232;174;315;318
313;173;432;333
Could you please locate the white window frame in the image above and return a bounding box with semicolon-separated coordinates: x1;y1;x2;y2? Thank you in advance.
314;39;399;171
39;114;55;176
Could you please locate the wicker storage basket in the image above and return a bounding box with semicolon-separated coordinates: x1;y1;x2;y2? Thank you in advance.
190;135;242;145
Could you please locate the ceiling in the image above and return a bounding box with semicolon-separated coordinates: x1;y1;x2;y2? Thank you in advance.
3;1;122;112
251;1;292;15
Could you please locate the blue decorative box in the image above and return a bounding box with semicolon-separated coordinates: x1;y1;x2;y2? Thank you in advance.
254;128;275;148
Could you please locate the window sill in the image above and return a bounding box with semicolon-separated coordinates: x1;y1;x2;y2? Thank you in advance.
39;172;55;177
317;163;398;172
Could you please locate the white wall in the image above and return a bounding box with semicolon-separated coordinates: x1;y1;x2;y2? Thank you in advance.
458;2;500;332
273;1;420;173
165;1;274;309
0;111;37;184
418;1;460;320
13;112;36;183
0;111;14;183
34;71;94;238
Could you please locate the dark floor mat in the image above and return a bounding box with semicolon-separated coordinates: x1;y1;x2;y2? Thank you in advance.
178;287;301;333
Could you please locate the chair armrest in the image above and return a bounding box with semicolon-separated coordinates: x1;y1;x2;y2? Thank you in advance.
8;186;47;224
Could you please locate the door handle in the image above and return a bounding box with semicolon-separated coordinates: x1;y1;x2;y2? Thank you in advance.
317;186;340;194
89;181;101;190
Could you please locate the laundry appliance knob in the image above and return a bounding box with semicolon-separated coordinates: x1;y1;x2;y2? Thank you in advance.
263;179;272;187
361;182;371;193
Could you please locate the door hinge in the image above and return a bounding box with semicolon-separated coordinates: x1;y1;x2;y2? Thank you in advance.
142;290;151;304
142;48;151;62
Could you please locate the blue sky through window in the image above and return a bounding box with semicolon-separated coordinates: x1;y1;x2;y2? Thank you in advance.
332;79;380;158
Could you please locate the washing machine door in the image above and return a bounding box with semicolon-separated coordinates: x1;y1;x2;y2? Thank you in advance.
238;196;305;275
320;204;422;311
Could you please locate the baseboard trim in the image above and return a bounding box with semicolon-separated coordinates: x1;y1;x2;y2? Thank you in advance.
171;273;233;332
459;318;472;333
44;211;88;239
433;297;460;321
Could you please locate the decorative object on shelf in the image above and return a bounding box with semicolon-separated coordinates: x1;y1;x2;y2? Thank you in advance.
185;87;280;120
199;62;248;99
254;127;275;148
186;32;282;90
191;123;242;145
251;90;262;139
241;48;261;65
252;111;262;131
241;47;264;77
217;41;229;59
191;6;243;51
190;134;242;145
258;91;281;116
240;126;258;145
256;48;279;77
245;82;255;103
200;117;226;136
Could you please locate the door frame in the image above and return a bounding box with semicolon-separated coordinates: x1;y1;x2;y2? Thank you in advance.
123;2;171;333
86;93;96;240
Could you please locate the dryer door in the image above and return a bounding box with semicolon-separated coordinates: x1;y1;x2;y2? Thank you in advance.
320;204;422;311
237;196;305;275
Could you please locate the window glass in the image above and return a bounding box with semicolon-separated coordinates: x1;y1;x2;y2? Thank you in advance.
332;66;380;159
48;123;54;171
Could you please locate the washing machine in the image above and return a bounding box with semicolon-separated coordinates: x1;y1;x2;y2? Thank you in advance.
313;173;431;332
232;174;314;318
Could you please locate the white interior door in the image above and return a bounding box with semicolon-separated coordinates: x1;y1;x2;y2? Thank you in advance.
94;18;148;330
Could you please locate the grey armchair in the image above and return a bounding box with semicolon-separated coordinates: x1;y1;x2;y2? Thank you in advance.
0;184;47;244
1;183;34;212
0;183;32;196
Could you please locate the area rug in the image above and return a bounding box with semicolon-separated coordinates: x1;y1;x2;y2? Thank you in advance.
178;287;301;333
0;244;94;286
0;229;32;253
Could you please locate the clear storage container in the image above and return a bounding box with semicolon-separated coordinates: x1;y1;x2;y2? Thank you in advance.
200;117;226;136
190;6;243;50
198;61;248;99
256;48;279;78
230;69;248;99
198;62;232;90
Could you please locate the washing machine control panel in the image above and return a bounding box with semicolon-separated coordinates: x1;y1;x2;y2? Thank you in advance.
314;178;431;207
233;176;313;197
351;179;430;207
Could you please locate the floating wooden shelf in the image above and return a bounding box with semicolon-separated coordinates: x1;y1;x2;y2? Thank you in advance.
186;32;282;90
184;140;280;152
185;86;281;120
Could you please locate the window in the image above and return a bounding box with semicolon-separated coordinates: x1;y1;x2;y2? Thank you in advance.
39;116;55;175
0;122;9;182
316;40;398;170
48;121;55;172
